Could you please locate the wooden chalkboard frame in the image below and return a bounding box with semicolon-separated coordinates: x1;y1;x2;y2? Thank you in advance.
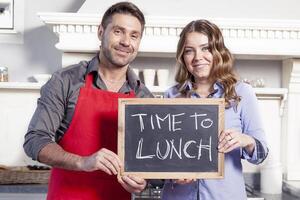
118;98;225;179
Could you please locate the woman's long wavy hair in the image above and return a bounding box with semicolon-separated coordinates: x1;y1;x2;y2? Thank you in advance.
175;19;240;106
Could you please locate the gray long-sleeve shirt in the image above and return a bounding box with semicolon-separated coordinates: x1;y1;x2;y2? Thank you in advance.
24;55;153;160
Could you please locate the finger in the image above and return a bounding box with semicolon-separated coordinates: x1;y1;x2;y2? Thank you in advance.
101;148;122;167
122;176;140;188
218;131;235;151
218;137;228;151
117;176;132;192
122;175;146;190
218;144;226;153
117;175;125;185
102;153;120;175
218;137;233;153
96;153;118;175
219;131;232;144
176;180;186;184
127;175;145;185
119;176;145;193
97;162;112;175
222;137;239;153
176;179;195;184
185;180;194;184
220;129;235;140
226;134;233;141
218;131;227;142
224;141;239;153
178;179;192;184
173;179;183;184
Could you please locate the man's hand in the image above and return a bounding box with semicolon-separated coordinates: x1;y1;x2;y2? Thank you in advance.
118;175;147;193
38;143;122;174
78;148;122;175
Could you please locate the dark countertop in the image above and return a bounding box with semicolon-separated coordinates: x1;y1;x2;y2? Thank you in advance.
0;184;47;193
0;183;299;200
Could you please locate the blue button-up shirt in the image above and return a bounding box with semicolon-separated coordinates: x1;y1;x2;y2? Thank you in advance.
161;81;268;200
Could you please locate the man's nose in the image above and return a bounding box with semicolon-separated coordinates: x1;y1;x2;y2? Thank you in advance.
120;34;130;46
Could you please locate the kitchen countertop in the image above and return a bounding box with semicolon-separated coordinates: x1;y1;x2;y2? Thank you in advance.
0;184;299;200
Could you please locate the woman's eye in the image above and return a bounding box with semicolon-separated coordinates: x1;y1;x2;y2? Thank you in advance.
202;46;210;51
184;49;193;54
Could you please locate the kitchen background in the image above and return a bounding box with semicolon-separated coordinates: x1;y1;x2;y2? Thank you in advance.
1;0;300;199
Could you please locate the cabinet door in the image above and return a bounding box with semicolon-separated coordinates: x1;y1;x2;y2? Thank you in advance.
0;89;40;166
242;98;282;173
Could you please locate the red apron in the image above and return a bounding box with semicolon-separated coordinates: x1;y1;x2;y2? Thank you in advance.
47;73;135;200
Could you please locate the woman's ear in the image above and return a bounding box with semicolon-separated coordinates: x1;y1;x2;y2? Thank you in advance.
98;25;104;41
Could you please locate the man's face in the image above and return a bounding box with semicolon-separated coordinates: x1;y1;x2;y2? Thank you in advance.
99;14;142;68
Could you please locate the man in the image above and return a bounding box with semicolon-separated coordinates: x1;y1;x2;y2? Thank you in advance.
23;2;153;199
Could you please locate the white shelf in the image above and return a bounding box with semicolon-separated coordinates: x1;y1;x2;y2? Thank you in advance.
0;82;288;100
149;85;288;97
0;82;44;90
148;86;288;117
254;87;288;98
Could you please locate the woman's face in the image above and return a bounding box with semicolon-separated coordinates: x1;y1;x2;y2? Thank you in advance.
182;32;213;83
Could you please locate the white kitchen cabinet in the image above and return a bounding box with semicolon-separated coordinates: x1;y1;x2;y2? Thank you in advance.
0;82;43;166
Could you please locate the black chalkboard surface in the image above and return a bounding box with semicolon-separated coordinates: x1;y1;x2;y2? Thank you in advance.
118;98;225;179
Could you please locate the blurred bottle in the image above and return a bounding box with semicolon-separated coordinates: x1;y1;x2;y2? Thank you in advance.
0;67;8;82
253;78;265;88
241;77;251;85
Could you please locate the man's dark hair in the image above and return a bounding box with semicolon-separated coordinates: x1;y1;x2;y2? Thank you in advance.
101;2;145;33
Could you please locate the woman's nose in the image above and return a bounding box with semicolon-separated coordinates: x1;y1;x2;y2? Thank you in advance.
194;50;204;61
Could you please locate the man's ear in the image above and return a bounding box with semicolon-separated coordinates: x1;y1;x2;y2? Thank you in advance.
98;25;104;41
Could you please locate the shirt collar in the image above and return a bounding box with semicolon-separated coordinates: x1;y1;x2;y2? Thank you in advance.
85;54;141;91
184;80;224;98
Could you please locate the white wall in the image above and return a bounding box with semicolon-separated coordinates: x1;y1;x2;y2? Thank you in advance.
235;60;282;88
0;0;85;82
80;0;300;20
0;0;295;83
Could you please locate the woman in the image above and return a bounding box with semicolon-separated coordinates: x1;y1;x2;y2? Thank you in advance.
162;20;268;200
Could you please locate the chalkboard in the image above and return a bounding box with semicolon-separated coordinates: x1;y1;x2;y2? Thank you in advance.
118;98;225;179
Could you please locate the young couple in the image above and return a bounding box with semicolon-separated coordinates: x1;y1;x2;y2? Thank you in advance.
24;2;268;200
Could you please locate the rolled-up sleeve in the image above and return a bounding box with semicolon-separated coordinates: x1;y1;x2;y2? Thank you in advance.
241;138;268;164
239;84;269;164
23;72;67;160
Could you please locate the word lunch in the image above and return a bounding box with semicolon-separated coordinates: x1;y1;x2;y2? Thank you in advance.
130;112;213;161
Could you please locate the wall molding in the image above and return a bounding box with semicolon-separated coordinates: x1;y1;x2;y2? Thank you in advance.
39;12;300;59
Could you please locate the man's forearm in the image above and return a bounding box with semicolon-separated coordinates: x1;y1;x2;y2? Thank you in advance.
38;143;83;171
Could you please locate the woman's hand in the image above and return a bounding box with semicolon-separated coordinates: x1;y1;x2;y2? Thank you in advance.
173;179;197;185
218;129;256;155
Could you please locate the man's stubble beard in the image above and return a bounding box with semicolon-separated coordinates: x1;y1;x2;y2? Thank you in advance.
101;45;136;69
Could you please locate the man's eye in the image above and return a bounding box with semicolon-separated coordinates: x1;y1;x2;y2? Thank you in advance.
114;30;121;34
131;34;138;40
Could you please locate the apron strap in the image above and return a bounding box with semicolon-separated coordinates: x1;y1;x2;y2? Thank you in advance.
85;73;94;88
